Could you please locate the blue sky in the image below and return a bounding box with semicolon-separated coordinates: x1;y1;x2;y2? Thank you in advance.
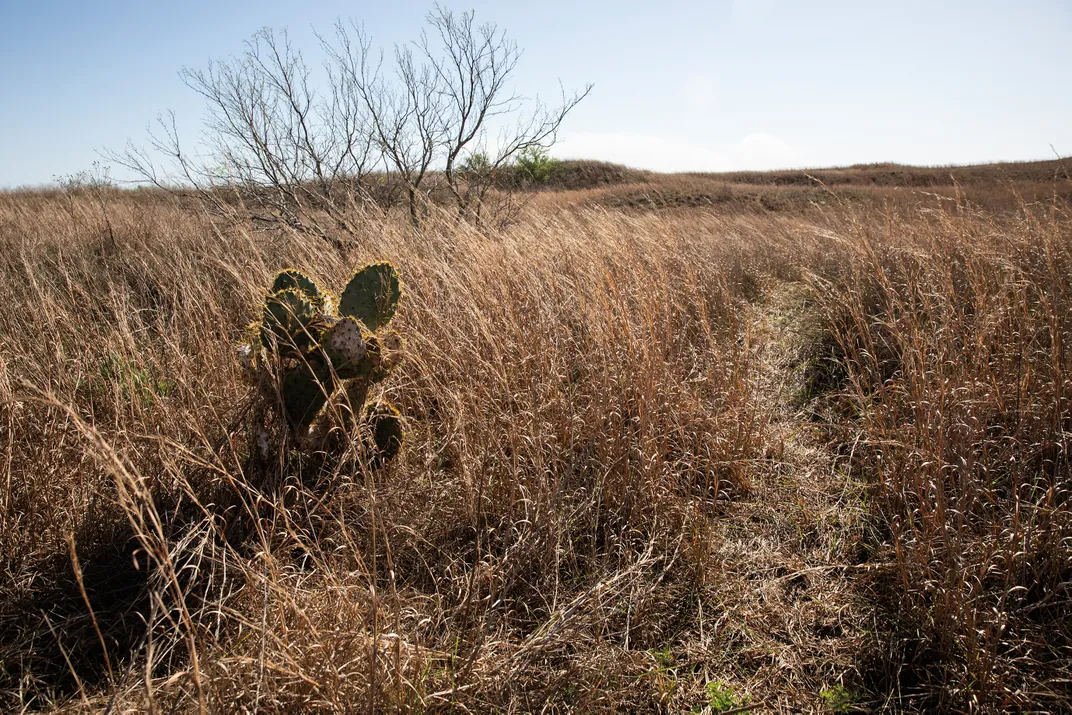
1;0;1070;187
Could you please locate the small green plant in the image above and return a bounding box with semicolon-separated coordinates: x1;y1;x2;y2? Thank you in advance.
650;644;674;670
515;146;559;185
820;684;855;713
703;680;747;713
96;354;175;405
644;645;679;700
238;263;405;465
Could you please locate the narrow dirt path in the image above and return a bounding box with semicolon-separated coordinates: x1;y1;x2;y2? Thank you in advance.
697;281;874;712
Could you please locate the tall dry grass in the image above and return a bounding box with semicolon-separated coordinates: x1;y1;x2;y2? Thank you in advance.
810;201;1072;710
0;181;1069;712
0;190;786;711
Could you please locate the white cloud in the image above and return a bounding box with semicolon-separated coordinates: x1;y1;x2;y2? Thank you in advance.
551;132;734;172
551;131;804;172
728;132;804;169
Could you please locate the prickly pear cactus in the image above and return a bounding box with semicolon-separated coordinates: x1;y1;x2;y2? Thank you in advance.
238;264;405;466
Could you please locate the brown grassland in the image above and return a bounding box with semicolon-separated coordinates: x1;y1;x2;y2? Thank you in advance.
1;159;1070;712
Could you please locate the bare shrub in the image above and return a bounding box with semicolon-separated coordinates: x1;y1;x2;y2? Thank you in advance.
110;7;590;238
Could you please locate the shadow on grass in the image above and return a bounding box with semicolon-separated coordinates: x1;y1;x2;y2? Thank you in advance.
0;518;155;709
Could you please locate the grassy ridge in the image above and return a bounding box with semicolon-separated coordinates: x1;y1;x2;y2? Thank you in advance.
691;157;1072;187
591;159;1072;215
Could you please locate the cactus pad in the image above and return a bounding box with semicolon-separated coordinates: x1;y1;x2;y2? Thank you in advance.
261;289;317;349
365;401;404;465
324;316;378;379
282;361;335;430
271;269;323;306
340;262;401;331
329;316;366;362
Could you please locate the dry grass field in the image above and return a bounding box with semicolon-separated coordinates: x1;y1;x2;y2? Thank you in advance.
1;160;1070;712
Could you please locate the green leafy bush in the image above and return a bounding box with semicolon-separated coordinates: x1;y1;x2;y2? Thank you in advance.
461;151;491;174
515;146;560;185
